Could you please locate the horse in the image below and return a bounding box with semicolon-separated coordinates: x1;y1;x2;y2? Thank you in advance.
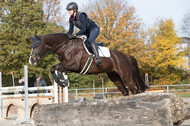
29;33;148;96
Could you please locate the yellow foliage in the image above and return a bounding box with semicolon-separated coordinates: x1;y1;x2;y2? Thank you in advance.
151;19;183;70
146;19;185;85
152;74;181;85
87;0;144;59
84;0;186;85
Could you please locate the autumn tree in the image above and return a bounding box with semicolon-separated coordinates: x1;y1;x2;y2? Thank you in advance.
146;19;186;85
40;0;65;26
0;0;63;86
85;0;145;60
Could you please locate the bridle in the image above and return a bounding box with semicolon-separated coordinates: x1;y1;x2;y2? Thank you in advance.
31;38;70;59
30;39;44;58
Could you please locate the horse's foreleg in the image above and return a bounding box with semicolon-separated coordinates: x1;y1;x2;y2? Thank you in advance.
50;63;68;87
50;65;59;83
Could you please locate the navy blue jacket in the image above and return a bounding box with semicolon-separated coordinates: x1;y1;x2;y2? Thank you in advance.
67;11;96;36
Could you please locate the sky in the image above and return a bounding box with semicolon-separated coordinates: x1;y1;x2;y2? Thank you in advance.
61;0;190;37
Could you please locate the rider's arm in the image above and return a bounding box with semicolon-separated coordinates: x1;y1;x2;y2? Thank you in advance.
67;17;74;35
75;13;87;36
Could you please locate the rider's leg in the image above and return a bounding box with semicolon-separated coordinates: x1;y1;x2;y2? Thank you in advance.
88;25;102;66
91;41;102;66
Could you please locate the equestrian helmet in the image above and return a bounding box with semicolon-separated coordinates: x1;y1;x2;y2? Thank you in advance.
66;2;78;11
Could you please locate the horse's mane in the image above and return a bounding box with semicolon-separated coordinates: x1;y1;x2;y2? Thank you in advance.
42;33;83;46
42;33;69;44
43;33;67;38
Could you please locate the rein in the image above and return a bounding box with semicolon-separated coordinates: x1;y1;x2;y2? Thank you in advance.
51;38;70;52
40;38;70;58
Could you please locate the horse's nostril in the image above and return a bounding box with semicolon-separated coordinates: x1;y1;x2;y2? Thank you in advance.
34;63;37;66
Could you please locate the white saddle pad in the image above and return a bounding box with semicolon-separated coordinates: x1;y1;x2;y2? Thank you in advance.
98;46;110;57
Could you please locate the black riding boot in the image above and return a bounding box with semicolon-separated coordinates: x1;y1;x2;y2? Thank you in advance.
91;41;102;66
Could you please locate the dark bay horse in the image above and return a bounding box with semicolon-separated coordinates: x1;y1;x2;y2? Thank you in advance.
29;33;148;96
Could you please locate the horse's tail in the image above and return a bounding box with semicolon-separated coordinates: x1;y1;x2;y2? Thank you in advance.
130;55;149;92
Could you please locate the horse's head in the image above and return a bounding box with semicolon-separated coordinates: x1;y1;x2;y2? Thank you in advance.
29;33;73;66
29;34;45;66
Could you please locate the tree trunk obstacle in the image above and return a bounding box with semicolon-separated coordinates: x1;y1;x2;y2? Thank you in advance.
33;92;188;126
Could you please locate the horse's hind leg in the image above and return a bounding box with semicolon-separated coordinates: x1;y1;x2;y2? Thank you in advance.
107;72;129;96
118;71;137;94
124;79;137;94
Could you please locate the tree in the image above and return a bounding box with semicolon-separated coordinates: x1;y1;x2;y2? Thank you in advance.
146;19;186;85
40;0;65;26
85;0;145;59
181;9;190;37
0;0;61;86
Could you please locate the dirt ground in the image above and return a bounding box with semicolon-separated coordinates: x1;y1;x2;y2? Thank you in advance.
181;97;190;126
0;118;36;126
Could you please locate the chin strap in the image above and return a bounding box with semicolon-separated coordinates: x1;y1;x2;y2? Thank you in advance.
72;10;77;18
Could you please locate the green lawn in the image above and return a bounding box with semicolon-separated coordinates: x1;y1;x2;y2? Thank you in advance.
179;94;190;97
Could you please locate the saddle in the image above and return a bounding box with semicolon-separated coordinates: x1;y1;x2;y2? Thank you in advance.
84;40;104;54
79;35;110;57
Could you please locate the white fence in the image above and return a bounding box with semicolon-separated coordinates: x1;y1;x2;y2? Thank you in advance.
150;84;190;93
68;84;190;101
0;86;56;98
0;65;59;119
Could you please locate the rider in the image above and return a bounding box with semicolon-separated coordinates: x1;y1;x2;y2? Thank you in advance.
66;2;102;66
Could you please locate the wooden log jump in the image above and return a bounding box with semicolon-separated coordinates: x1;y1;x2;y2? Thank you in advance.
33;92;187;126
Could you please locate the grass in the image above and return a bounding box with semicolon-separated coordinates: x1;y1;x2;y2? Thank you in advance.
179;94;190;97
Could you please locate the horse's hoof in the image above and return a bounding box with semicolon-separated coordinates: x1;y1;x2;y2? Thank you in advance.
123;92;129;96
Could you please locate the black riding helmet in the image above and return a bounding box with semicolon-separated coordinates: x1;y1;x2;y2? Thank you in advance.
66;2;78;11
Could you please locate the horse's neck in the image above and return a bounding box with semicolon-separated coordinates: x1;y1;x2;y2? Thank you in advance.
60;39;84;54
71;39;84;48
43;34;68;48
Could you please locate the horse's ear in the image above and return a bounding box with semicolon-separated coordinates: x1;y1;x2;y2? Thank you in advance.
35;34;41;40
30;35;35;40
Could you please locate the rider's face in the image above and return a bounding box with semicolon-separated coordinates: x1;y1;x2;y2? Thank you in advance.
68;10;74;16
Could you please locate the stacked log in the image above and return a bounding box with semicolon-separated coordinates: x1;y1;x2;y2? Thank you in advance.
33;92;187;126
